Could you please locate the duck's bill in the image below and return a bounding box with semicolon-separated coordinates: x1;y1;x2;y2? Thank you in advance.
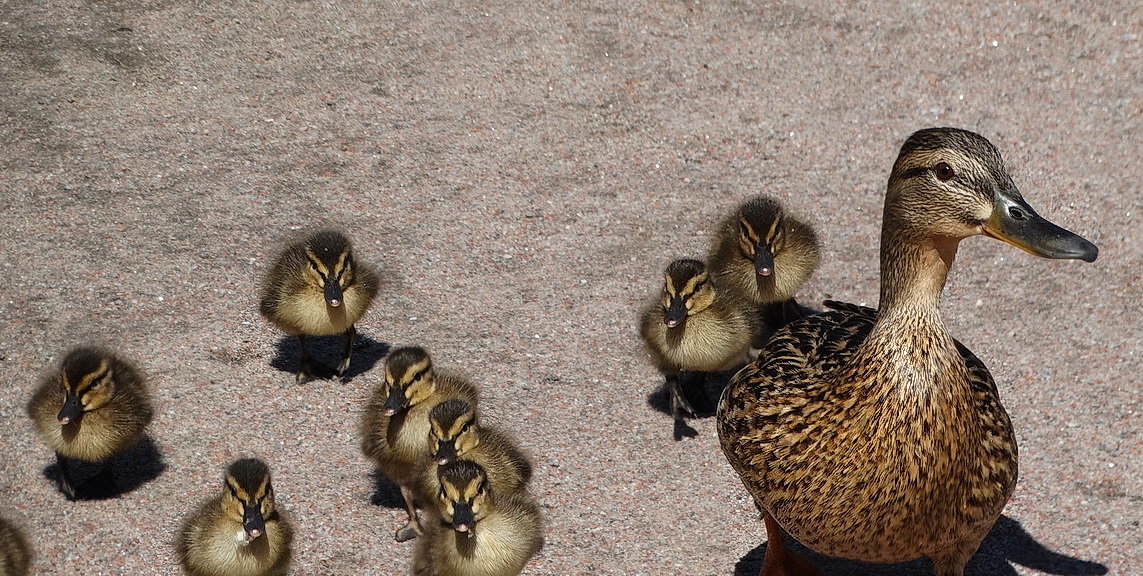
983;189;1098;262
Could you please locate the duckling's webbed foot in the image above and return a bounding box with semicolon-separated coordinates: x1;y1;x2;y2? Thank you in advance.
337;325;356;380
395;521;421;542
395;483;423;542
55;452;77;500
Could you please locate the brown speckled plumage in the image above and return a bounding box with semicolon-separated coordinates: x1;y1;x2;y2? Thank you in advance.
717;128;1098;576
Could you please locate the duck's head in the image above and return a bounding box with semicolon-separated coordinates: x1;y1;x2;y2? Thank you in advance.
435;460;489;536
734;195;820;277
886;127;1098;262
380;346;435;416
429;399;479;465
221;458;277;543
56;348;117;425
303;230;359;308
660;259;715;328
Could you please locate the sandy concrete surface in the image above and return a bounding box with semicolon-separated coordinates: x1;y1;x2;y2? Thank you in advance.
0;1;1138;575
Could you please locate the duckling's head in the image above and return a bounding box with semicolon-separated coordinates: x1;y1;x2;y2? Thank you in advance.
734;196;802;277
380;346;435;416
660;259;715;328
221;458;276;543
887;127;1098;262
429;399;479;465
303;230;360;308
56;347;118;425
435;460;489;535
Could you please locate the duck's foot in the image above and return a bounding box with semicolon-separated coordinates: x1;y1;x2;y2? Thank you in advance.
394;521;421;542
668;376;697;419
759;514;823;576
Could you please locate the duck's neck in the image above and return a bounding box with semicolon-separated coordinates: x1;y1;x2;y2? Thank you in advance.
859;227;965;395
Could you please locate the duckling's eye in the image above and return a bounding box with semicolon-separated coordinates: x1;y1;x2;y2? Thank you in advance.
933;162;955;182
460;422;471;433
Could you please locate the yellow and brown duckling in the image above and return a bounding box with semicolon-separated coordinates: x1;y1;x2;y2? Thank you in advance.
639;259;757;432
177;458;293;576
421;399;533;500
413;460;543;576
26;346;154;499
259;229;380;383
717;127;1098;576
708;194;821;335
0;515;32;576
361;346;479;542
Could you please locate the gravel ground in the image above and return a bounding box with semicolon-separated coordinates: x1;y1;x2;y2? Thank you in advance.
1;1;1138;575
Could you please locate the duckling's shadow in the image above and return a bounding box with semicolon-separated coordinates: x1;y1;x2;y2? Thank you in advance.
645;371;734;440
368;469;406;509
733;515;1107;576
41;435;166;500
268;333;390;383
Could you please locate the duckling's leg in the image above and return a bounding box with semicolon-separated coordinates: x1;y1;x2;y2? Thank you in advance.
667;373;697;419
668;373;700;441
394;484;423;542
759;514;823;576
296;335;317;384
55;452;77;500
337;325;356;379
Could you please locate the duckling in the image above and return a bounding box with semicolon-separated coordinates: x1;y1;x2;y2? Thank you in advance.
26;346;154;499
717;128;1098;576
177;458;293;576
259;229;380;383
638;259;757;432
421;399;532;500
707;194;821;337
0;515;32;576
361;346;479;542
413;460;543;576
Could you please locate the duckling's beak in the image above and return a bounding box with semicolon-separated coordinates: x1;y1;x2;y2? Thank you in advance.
451;502;475;535
324;280;344;308
382;386;408;416
243;503;266;539
434;441;457;465
983;188;1099;262
754;244;775;276
663;298;687;328
57;393;83;425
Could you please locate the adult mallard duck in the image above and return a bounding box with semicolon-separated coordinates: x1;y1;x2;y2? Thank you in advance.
716;127;1098;576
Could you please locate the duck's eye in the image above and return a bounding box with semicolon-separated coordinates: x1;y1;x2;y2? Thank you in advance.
933;162;955;182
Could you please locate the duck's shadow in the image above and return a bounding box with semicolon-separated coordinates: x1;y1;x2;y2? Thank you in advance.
41;435;166;500
368;469;406;509
734;515;1107;576
268;332;389;383
645;371;734;440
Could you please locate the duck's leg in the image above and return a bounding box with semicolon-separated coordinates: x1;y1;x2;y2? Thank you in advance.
337;325;356;379
759;514;823;576
394;483;423;542
929;534;980;576
55;452;77;500
296;334;317;384
668;373;700;441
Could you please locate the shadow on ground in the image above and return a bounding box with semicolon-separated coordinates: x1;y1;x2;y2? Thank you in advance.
41;435;166;500
269;332;389;383
645;370;733;440
368;468;406;509
733;515;1108;576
